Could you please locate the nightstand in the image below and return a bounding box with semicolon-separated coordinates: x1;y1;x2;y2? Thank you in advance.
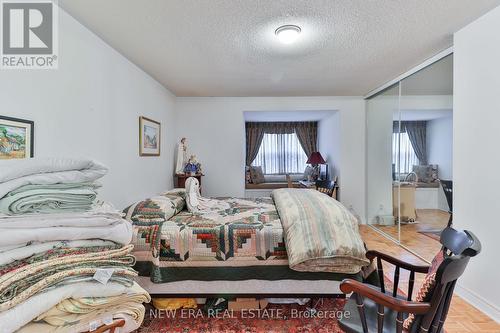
175;173;204;193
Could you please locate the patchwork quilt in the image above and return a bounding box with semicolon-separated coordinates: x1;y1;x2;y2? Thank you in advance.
125;190;364;283
126;193;294;283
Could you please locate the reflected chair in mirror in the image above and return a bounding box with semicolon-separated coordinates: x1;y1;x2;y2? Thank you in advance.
440;180;453;226
338;226;481;333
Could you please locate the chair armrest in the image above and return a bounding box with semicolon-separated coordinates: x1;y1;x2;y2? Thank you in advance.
90;319;125;333
340;279;430;314
366;250;429;274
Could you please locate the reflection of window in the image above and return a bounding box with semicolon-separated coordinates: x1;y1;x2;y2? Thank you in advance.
252;133;307;174
393;132;419;174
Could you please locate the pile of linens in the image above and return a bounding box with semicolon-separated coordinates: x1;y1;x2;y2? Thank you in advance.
0;158;150;333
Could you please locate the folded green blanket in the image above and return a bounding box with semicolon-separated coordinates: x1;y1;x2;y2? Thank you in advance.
0;183;99;215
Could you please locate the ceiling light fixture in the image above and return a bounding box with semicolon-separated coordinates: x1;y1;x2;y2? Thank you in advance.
275;25;301;44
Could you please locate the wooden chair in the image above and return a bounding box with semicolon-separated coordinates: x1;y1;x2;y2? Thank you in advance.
286;174;294;188
315;176;338;198
87;319;125;333
339;226;481;333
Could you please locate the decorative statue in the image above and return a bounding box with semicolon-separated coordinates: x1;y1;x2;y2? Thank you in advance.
184;154;202;175
175;137;188;174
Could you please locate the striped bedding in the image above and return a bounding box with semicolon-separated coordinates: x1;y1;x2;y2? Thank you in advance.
272;189;369;274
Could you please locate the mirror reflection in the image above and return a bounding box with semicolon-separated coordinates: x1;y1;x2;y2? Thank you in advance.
367;54;453;262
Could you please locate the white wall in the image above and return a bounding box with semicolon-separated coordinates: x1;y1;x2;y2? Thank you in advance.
427;115;453;180
318;112;341;179
454;5;500;322
175;97;367;221
366;96;395;224
0;9;177;209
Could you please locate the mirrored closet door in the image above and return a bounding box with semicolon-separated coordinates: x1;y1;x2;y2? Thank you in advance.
366;54;453;262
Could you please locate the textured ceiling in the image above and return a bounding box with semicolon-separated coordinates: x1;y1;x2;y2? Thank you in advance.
244;110;335;122
59;0;500;97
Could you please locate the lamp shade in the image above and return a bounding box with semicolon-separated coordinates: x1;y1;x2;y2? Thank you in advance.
307;152;326;164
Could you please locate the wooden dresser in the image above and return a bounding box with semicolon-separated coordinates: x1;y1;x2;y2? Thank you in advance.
175;173;204;193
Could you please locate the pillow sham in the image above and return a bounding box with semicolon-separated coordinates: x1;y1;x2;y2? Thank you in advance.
412;164;438;183
123;189;186;224
245;166;253;184
249;166;265;184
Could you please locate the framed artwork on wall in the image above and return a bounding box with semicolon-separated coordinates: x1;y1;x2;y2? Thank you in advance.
0;116;34;160
139;116;161;156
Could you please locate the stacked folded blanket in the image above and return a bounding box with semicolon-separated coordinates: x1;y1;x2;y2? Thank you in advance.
0;158;149;333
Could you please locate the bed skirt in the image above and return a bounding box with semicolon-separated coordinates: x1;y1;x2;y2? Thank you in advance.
135;276;348;297
134;261;361;283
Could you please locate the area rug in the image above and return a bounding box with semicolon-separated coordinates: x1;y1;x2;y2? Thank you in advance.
136;298;347;333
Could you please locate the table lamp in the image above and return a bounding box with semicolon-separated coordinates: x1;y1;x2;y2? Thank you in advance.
307;152;327;180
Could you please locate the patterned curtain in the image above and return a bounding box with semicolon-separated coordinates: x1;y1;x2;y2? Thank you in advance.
403;121;428;165
245;123;265;166
295;122;318;158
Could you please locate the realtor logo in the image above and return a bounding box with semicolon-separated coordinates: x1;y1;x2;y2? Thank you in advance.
1;0;58;69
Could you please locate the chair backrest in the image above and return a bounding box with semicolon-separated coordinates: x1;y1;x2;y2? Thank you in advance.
411;226;481;333
315;179;335;196
440;180;453;213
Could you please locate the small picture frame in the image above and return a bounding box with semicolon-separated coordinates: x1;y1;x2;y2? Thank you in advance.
0;116;34;160
139;116;161;156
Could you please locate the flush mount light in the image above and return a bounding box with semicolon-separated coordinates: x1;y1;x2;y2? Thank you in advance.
275;25;301;44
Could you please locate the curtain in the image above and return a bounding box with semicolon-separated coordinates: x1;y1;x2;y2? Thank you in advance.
392;132;419;174
295;122;318;158
245;123;265;166
403;121;427;165
253;133;308;174
246;121;317;174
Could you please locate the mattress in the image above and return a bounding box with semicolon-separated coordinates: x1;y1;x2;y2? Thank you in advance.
136;276;345;295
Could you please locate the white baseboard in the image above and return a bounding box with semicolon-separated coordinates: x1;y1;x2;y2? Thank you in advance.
455;284;500;323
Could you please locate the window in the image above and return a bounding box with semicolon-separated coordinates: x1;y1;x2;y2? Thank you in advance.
393;132;419;174
252;133;307;174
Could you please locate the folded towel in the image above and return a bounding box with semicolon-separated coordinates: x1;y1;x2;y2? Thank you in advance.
0;157;107;199
0;183;99;215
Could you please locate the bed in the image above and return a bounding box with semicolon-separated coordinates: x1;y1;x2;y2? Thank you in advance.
124;188;369;297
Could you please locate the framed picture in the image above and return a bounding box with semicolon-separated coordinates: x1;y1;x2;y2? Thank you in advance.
139;116;161;156
0;116;34;160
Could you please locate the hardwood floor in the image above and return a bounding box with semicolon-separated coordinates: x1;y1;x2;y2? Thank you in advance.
372;209;449;262
359;225;500;333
